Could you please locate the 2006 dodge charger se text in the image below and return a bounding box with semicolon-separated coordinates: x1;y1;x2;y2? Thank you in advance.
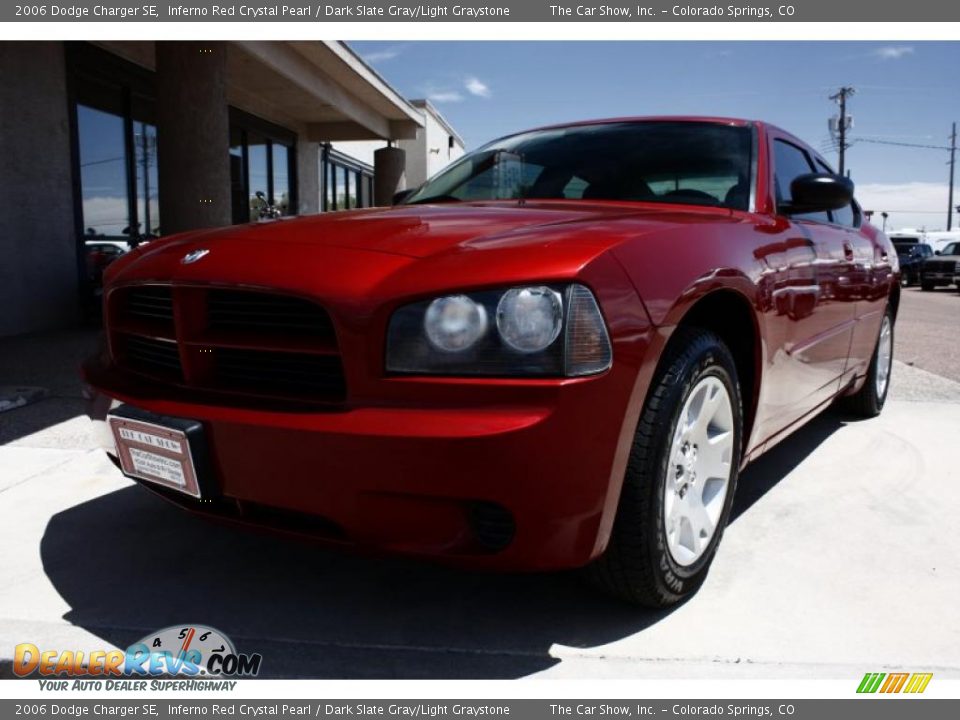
83;117;899;607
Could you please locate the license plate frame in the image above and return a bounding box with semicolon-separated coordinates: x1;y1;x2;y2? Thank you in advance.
108;406;213;499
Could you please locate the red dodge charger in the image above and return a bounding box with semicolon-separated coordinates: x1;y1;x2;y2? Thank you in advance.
84;117;899;606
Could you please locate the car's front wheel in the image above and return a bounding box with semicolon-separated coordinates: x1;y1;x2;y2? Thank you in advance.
587;328;742;607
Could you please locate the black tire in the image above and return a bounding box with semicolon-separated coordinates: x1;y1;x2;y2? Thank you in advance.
920;279;935;291
837;307;894;418
586;328;743;607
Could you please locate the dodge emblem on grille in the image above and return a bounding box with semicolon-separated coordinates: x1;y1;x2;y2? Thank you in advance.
181;249;210;265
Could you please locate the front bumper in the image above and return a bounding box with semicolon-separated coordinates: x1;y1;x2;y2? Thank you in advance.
923;271;956;284
84;352;647;571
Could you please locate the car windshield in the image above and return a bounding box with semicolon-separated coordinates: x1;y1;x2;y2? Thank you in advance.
403;121;755;211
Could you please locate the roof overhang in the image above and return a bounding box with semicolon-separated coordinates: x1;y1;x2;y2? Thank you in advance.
92;41;424;142
231;41;423;141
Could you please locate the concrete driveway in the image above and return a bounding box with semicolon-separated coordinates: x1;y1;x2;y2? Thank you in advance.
1;329;959;679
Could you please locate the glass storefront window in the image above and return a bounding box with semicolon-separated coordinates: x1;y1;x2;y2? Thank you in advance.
347;171;357;210
228;110;297;223
325;161;336;210
246;131;269;221
272;144;290;215
133;120;159;239
320;145;374;212
77;104;129;239
75;72;158;245
337;166;349;210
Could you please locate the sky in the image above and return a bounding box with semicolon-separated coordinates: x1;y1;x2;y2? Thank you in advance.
351;41;960;232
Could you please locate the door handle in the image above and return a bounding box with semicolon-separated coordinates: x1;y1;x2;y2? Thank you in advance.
843;243;855;261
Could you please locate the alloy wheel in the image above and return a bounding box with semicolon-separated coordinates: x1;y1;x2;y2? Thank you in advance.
664;376;735;567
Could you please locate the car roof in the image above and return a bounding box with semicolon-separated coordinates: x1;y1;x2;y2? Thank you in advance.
527;115;756;132
492;116;817;156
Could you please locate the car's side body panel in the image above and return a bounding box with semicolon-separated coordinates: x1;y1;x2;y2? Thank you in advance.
612;122;896;460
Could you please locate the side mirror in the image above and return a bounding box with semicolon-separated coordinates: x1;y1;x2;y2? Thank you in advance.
392;189;415;205
935;250;941;255
782;173;854;215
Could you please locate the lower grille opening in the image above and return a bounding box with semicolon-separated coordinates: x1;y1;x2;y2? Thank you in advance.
468;501;516;552
139;480;347;542
237;501;348;541
121;335;183;382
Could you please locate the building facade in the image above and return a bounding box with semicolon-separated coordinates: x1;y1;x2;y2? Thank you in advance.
0;41;461;338
398;99;466;188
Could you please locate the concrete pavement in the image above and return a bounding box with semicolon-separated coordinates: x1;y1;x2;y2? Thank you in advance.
0;329;958;679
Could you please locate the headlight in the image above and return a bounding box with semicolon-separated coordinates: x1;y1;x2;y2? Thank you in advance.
386;283;612;377
424;295;488;352
496;287;563;353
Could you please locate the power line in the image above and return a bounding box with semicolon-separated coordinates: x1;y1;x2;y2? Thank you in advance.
854;138;951;151
863;209;950;214
853;121;958;230
80;156;125;168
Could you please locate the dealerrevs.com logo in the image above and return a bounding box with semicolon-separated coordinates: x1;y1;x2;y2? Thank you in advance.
13;625;262;681
857;672;933;694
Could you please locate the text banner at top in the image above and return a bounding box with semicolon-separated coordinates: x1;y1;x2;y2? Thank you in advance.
5;0;960;23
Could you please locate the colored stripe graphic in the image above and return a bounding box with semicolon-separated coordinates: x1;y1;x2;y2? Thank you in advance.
904;673;933;694
857;672;932;694
857;673;885;693
881;673;909;693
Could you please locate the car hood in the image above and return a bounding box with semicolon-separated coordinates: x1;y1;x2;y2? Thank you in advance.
141;202;713;259
107;202;739;299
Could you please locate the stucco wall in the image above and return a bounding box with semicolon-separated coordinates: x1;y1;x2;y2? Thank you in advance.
399;106;466;187
0;42;79;337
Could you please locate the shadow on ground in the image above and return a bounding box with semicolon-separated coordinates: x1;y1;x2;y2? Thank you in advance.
38;412;845;679
0;330;100;445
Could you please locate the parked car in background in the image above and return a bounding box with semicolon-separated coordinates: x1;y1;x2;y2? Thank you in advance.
84;117;899;608
84;241;128;290
922;230;960;256
892;239;933;286
920;241;960;290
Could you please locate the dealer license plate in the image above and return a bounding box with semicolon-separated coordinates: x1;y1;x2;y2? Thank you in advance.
108;415;202;498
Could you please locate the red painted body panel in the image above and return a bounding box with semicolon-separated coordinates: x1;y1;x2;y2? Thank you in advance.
84;117;898;570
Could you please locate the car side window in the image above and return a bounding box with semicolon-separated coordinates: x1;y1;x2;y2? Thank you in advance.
773;140;829;223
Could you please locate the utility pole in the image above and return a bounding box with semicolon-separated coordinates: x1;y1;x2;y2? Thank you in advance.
948;122;956;232
829;86;855;175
